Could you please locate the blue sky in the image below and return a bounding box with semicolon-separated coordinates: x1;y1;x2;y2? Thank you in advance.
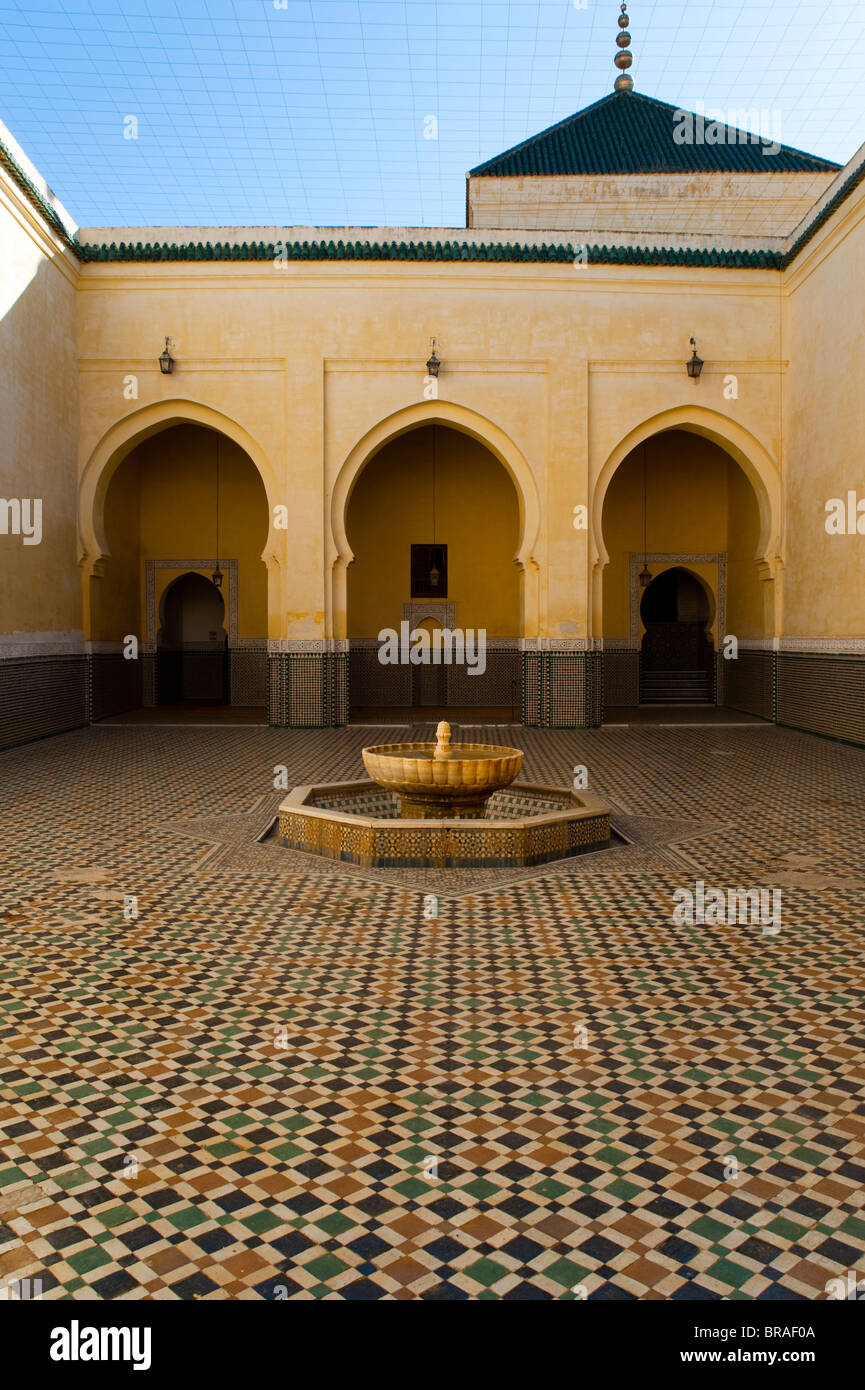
0;0;861;228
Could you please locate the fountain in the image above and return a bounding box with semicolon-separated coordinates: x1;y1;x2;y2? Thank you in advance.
278;720;611;871
362;720;523;818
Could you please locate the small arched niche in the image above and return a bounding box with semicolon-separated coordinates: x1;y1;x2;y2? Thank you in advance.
157;571;228;704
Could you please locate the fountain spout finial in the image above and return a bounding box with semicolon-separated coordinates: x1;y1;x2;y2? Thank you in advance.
434;720;452;760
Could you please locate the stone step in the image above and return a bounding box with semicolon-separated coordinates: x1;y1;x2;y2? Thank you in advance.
640;669;714;703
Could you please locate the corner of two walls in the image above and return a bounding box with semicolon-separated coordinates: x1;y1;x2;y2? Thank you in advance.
0;178;84;749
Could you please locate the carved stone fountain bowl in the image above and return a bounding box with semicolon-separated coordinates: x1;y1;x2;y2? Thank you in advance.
361;740;524;819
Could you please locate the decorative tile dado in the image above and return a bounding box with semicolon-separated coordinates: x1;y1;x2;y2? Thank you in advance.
778;637;865;653
0;632;85;659
145;558;238;648
267;639;348;654
605;635;865;655
629;552;726;649
521;637;598;652
351;635;520;650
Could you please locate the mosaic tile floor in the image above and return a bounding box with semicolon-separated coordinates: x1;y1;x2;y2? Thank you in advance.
0;722;863;1301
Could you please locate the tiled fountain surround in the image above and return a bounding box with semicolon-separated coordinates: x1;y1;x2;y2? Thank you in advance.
278;781;611;868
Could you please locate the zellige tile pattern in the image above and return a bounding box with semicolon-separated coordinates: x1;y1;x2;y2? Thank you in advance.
0;723;863;1301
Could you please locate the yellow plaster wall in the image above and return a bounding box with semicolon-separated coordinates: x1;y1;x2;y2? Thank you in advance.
75;258;787;649
66;241;809;662
6;131;865;667
784;181;865;637
0;169;79;644
346;426;520;637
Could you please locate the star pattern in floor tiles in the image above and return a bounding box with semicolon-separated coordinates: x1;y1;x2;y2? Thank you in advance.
0;722;864;1300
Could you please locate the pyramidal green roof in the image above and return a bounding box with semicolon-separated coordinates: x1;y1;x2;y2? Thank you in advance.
469;89;840;177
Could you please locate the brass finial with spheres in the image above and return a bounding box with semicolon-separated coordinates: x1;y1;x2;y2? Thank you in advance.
614;2;634;92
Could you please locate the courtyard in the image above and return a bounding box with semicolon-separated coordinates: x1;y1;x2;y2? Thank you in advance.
0;719;862;1301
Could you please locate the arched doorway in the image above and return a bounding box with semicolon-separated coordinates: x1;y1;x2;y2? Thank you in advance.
344;422;522;717
87;420;269;720
157;572;228;705
639;567;714;702
598;425;772;715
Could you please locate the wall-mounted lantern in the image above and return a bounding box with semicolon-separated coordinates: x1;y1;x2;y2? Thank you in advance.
686;336;704;381
426;338;441;378
158;337;174;374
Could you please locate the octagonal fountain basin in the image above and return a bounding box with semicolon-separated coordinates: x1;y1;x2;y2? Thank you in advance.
277;779;611;870
362;720;523;818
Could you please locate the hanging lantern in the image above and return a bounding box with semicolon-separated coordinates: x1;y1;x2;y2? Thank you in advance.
639;441;652;588
426;339;441;378
686;337;704;380
429;546;443;588
158;337;174;374
211;434;222;588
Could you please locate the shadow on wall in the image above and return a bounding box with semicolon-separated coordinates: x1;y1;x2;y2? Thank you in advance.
0;255;83;749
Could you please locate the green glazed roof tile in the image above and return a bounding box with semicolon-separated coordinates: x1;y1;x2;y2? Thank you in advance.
75;238;784;268
469;89;840;177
